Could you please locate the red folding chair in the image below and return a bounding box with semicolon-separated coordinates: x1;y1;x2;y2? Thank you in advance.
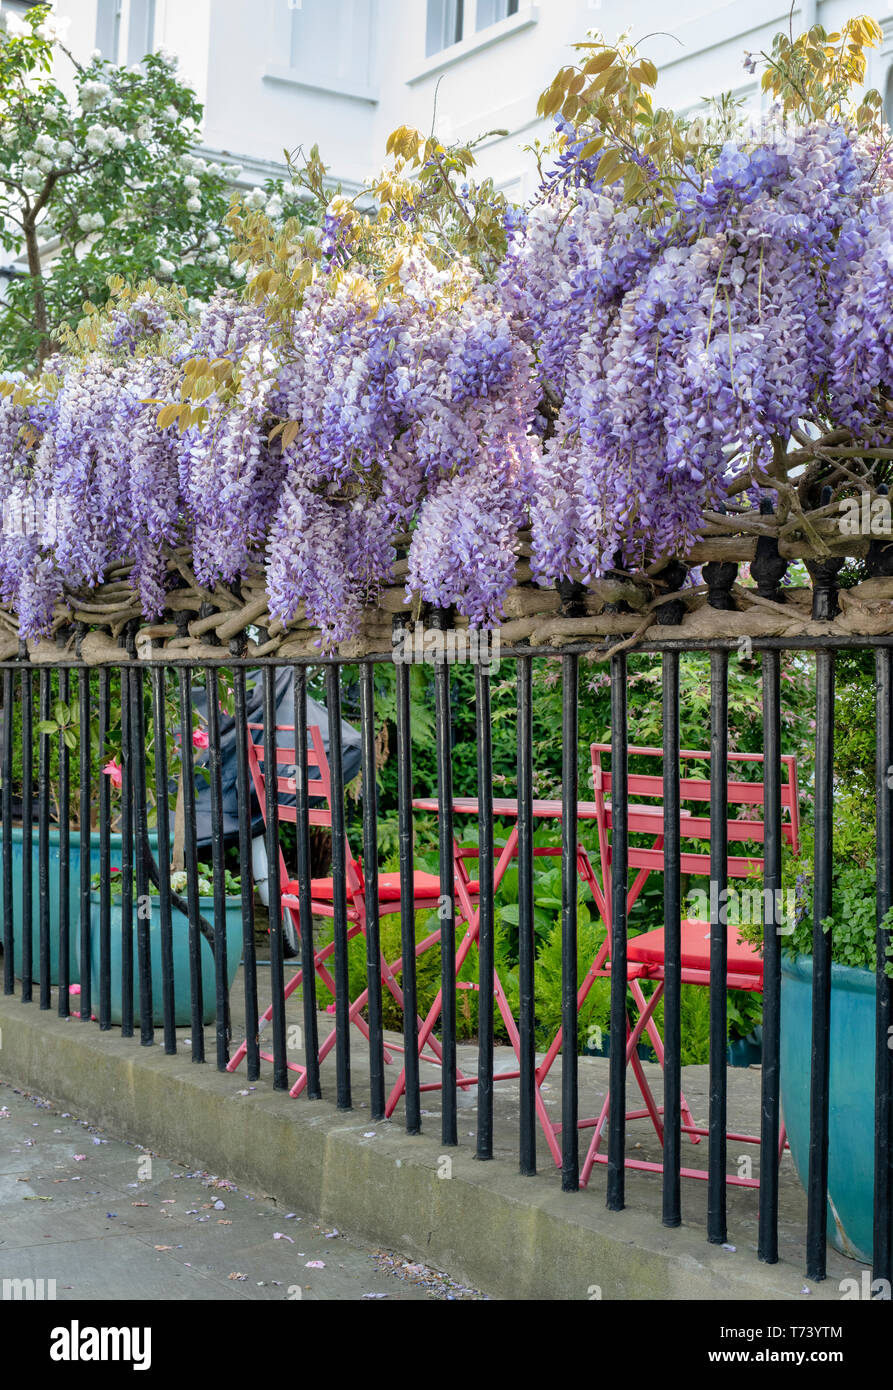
227;723;471;1097
575;743;799;1186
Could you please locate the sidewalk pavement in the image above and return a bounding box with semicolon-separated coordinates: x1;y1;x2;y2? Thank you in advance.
0;1081;487;1301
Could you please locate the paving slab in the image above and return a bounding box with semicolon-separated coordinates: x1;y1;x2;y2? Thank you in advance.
0;1083;485;1301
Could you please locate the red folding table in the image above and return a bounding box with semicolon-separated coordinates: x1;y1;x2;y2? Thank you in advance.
401;796;608;1153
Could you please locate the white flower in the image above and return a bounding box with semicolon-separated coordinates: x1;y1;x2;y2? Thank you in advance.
107;128;128;150
37;156;54;174
84;125;109;153
204;231;220;250
43;103;59;121
136;122;152;142
38;15;70;42
109;97;124;113
56;141;74;161
34;134;56;156
266;194;283;219
206;162;224;177
157;48;179;69
77;212;104;232
23;149;41;166
157;258;175;278
161;105;180;123
223;164;242;181
246;187;266;210
232;261;247;279
22;168;43;189
186;297;203;316
183;175;200;190
186;195;201;213
80;80;111;110
1;12;29;38
214;249;230;267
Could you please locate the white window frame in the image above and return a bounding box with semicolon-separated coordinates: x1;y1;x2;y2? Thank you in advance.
95;0;123;63
475;0;520;35
409;1;538;86
265;0;379;106
126;0;157;65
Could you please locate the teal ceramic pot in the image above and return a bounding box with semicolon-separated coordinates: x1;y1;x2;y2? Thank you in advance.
89;890;244;1026
780;952;876;1263
3;827;162;986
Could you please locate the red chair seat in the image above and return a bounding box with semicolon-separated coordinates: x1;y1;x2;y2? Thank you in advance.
626;919;763;980
284;870;468;902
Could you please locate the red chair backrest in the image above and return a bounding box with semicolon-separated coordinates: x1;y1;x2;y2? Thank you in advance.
590;743;799;881
247;721;333;828
246;722;363;898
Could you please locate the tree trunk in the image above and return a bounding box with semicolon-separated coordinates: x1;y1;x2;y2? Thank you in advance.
23;219;50;368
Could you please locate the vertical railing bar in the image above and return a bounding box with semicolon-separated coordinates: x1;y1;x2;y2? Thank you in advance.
395;648;420;1133
607;651;627;1209
875;647;893;1286
207;667;228;1069
2;668;13;996
326;662;352;1110
152;666;176;1054
758;650;782;1263
807;648;834;1280
661;651;681;1226
232;667;256;1079
131;665;153;1045
359;661;385;1122
77;668;91;1020
21;665;32;1003
97;666;112;1031
178;667;204;1061
58;668;70;1017
517;654;536;1176
119;665;134;1038
475;660;495;1161
707;649;729;1245
37;668;51;1009
432;651;456;1145
293;664;321;1097
560;652;579;1191
262;666;287;1088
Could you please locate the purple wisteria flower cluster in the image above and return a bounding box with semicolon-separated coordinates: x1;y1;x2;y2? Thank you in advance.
3;116;893;644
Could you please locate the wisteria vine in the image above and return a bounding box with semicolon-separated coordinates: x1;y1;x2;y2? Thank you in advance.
4;39;893;644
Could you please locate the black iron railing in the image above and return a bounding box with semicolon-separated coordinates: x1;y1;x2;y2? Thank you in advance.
0;637;890;1290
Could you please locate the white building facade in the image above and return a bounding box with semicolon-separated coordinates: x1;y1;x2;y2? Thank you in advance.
25;1;893;199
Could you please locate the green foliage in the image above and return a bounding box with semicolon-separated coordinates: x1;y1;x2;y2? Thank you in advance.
759;16;884;129
91;866;241;897
9;666;230;831
0;4;240;369
738;806;893;976
535;15;885;225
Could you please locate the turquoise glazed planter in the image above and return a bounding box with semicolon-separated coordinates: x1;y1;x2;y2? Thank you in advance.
90;892;244;1027
780;952;876;1264
3;827;162;986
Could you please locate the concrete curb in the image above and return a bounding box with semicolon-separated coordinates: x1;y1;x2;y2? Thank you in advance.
0;995;838;1301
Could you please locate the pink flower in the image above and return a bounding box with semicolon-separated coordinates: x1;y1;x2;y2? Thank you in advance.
103;759;123;788
192;729;209;750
